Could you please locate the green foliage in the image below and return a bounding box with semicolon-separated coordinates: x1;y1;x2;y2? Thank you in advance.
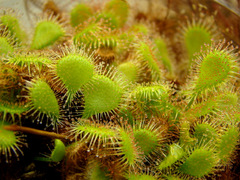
28;79;60;125
193;123;218;145
154;37;174;75
0;37;14;55
128;174;157;180
217;126;239;163
158;143;185;170
134;129;158;156
195;50;237;92
86;160;110;180
70;4;93;27
71;120;117;151
35;139;65;162
0;121;24;161
82;74;123;118
187;92;237;117
184;23;211;61
0;102;28;120
0;14;26;43
73;20;117;51
179;147;217;178
50;139;65;162
31;20;64;49
118;128;141;168
95;12;119;30
130;83;169;116
136;41;162;81
7;53;52;74
103;0;129;28
56;54;94;102
191;42;239;96
1;1;240;180
117;61;138;83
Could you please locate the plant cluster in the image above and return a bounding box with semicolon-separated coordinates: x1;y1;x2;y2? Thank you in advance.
0;0;240;179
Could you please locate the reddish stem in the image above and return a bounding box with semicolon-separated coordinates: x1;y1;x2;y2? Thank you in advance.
3;125;68;140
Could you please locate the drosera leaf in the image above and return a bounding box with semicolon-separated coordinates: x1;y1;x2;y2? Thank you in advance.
34;139;65;162
73;19;117;51
117;127;143;169
184;23;211;61
0;101;29;121
70;3;93;27
83;75;122;118
186;40;239;109
116;61;139;84
154;36;174;77
180;16;218;66
0;120;26;163
56;53;94;103
127;174;157;180
133;120;166;160
7;52;52;75
134;129;158;156
50;139;66;162
186;90;239;118
129;82;170;117
178;147;218;178
82;67;124;119
158;143;185;170
193;122;218;146
69;119;117;156
0;36;14;56
103;0;129;28
85;159;111;180
0;14;27;44
31;17;65;50
135;41;162;82
217;126;239;164
27;79;60;128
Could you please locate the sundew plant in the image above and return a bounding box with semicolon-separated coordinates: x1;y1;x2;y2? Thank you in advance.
0;0;240;179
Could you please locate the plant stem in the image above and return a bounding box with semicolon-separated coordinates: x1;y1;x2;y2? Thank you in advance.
3;125;68;140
